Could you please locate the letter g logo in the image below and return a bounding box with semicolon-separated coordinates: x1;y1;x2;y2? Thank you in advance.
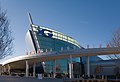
37;29;53;38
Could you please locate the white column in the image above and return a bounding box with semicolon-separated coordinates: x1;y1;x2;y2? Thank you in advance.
69;55;73;78
0;65;2;75
26;60;29;77
33;63;36;77
102;75;104;79
8;64;10;76
4;66;6;72
50;48;52;52
87;56;90;77
0;67;1;75
46;49;47;52
53;60;56;78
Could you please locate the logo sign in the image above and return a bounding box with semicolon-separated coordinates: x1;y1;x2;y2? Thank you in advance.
37;29;53;38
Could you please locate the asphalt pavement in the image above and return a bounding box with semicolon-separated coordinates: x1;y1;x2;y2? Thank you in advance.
0;76;63;82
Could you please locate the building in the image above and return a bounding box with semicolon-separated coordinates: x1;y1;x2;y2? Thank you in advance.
25;23;83;77
25;14;118;78
25;24;120;79
1;14;120;79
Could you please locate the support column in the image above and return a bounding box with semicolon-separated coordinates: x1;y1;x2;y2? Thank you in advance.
0;68;2;76
87;56;90;77
53;60;56;78
3;66;6;72
33;63;36;77
8;64;10;76
69;55;73;78
0;68;1;76
26;60;29;77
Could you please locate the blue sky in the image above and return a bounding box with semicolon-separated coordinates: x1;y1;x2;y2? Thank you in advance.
0;0;120;62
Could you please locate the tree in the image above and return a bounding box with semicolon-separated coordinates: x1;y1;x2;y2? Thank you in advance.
107;29;120;78
0;8;13;59
108;28;120;59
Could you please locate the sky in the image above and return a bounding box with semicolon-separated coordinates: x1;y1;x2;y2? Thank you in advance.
0;0;120;62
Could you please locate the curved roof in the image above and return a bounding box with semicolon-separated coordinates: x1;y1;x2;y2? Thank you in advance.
2;47;120;70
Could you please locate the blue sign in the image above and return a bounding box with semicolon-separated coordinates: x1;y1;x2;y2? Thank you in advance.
37;29;53;38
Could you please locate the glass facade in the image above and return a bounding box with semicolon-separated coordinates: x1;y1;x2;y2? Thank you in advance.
29;24;81;73
32;24;80;50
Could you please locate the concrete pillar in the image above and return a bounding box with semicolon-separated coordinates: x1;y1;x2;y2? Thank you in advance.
33;63;36;77
102;75;104;79
3;66;6;72
53;60;56;78
1;66;3;74
0;69;1;75
26;60;29;77
87;56;90;77
0;69;2;76
46;49;47;52
69;55;73;78
50;48;52;52
8;64;10;76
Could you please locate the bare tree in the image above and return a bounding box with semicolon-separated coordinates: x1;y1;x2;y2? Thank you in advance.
108;28;120;59
0;8;13;59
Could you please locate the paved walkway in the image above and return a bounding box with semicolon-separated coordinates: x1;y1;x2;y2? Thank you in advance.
0;76;63;82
